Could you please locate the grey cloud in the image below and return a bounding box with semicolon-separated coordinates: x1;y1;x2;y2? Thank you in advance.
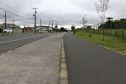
0;0;125;28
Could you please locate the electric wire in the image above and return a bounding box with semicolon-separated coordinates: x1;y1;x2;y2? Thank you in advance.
0;1;28;15
0;1;48;26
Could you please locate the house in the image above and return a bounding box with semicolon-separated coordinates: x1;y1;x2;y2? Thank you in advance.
24;26;34;32
0;23;20;29
36;26;53;32
0;24;5;29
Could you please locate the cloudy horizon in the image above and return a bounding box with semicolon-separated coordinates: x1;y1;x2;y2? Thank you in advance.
0;0;126;29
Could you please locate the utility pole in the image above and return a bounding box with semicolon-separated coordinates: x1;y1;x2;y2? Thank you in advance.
40;19;42;30
48;18;51;27
33;8;37;33
40;19;41;27
0;8;6;29
5;11;6;29
13;19;14;33
52;20;54;32
52;20;53;28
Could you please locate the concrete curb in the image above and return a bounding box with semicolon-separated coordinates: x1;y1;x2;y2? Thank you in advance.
60;36;68;84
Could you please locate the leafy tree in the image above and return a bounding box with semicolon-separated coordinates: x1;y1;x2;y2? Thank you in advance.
60;27;66;32
120;19;126;39
71;26;75;33
55;24;58;29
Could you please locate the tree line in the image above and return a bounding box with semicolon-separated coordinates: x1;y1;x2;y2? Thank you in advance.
99;18;126;29
91;18;126;39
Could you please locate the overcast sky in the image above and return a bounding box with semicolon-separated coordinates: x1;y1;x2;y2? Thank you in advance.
0;0;126;28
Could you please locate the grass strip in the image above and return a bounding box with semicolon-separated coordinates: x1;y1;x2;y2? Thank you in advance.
73;31;126;55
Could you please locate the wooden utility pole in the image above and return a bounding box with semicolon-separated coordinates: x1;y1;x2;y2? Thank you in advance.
5;11;6;29
0;8;7;29
52;20;53;28
13;19;14;28
40;19;41;27
48;18;51;27
13;19;14;33
33;8;37;33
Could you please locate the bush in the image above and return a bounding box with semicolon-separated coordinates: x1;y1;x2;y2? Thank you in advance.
71;26;76;33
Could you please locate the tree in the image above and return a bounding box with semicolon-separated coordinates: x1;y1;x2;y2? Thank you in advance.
120;19;126;39
60;27;66;32
71;26;75;33
114;20;118;36
95;0;110;24
55;22;58;29
107;17;113;35
95;0;110;40
55;25;58;29
82;15;88;28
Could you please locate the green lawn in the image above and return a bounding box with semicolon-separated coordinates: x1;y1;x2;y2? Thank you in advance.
73;30;126;55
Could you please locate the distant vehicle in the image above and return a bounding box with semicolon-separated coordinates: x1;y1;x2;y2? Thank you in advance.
39;29;43;33
3;28;13;34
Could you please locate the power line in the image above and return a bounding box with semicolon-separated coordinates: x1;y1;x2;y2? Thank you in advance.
0;1;27;15
37;12;43;17
0;8;34;26
0;8;32;19
0;1;47;26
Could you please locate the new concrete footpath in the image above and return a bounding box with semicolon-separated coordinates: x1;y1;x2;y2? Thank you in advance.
0;33;67;84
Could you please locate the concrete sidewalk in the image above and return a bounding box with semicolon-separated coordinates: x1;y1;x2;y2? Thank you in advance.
0;33;65;84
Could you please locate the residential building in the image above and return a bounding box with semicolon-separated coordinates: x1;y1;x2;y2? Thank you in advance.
36;26;53;32
0;23;20;29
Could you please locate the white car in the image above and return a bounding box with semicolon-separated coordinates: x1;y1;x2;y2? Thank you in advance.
3;28;13;34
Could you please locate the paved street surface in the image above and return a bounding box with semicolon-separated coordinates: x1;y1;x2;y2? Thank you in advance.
64;33;126;84
0;33;57;54
0;33;57;43
0;33;65;84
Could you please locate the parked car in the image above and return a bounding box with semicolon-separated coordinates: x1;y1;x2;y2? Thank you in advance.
3;28;13;34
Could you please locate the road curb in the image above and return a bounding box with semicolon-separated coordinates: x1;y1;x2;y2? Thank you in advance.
60;36;68;84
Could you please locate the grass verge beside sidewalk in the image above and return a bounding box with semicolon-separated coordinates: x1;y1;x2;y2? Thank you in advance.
73;31;126;55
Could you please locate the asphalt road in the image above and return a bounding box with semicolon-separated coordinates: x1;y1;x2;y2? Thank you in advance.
64;33;126;84
0;33;57;54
